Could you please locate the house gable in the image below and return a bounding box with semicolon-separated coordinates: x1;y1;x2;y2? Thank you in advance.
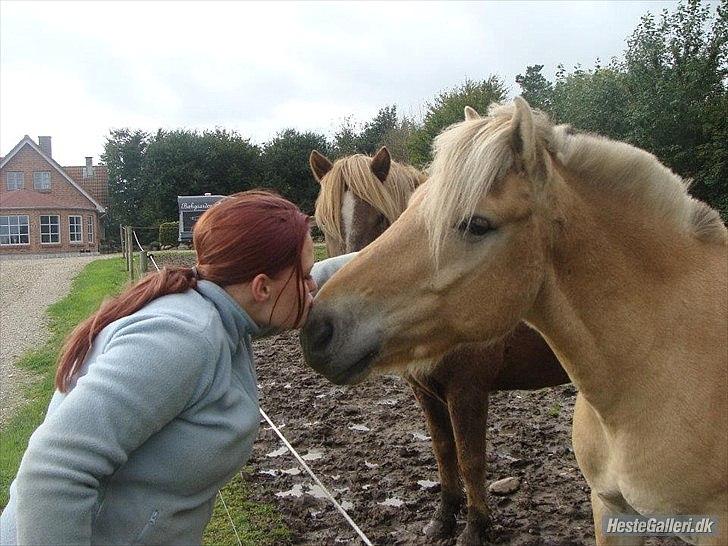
0;136;105;213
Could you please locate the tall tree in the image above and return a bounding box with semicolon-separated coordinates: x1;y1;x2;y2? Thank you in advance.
408;77;507;166
331;106;400;159
515;65;553;111
331;117;359;158
141;129;261;225
260;129;330;214
102;128;150;235
356;105;399;155
621;0;727;215
380;115;418;164
515;0;727;218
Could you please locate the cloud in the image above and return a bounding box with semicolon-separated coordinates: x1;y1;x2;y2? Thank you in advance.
1;0;680;164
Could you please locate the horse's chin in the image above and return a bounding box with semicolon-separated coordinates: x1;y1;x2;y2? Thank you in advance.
330;349;379;385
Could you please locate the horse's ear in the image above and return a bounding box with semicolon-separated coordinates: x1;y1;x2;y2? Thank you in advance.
511;97;547;178
309;150;333;182
370;146;391;183
464;106;480;121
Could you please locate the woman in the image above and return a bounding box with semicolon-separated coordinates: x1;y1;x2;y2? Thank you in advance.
0;190;354;545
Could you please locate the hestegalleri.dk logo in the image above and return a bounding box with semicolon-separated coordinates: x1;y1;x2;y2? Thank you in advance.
603;515;719;536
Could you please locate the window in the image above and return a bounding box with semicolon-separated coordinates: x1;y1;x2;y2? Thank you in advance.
40;215;60;244
0;215;30;245
69;215;82;243
33;171;51;191
87;215;94;243
6;172;23;190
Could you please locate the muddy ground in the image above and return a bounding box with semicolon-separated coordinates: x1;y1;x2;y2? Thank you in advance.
250;332;591;546
153;253;682;546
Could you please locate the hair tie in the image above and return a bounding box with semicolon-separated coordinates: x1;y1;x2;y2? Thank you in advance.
190;266;199;279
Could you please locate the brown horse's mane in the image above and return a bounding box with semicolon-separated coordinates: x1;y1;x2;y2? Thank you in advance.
315;154;426;248
423;102;726;260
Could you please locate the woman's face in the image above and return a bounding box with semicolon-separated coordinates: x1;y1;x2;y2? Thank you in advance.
267;233;317;329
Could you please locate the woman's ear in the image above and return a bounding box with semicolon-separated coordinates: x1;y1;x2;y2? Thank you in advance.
250;273;272;303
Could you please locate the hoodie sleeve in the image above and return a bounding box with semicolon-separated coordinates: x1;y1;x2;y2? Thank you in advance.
14;314;215;546
310;252;358;289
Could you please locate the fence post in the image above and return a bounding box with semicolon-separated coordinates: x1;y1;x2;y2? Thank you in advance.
139;248;148;276
119;224;124;266
126;227;134;281
121;225;128;271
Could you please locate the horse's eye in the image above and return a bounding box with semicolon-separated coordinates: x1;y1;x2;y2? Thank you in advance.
458;216;492;237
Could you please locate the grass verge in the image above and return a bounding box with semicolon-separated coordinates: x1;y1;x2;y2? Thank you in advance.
0;256;292;545
1;257;128;507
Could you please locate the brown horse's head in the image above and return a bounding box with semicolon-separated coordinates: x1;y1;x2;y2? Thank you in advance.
310;147;424;257
302;99;558;384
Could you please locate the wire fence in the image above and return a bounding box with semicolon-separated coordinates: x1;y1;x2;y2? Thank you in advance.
128;226;373;545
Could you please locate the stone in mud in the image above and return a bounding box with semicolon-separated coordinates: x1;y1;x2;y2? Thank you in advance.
489;476;521;495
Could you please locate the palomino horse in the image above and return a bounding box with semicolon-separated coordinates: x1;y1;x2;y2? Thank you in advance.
309;147;569;545
302;99;728;545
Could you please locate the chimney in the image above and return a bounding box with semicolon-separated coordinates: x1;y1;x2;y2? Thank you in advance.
84;156;94;178
38;136;52;158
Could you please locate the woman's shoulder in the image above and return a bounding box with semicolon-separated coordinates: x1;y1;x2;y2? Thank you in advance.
101;290;222;353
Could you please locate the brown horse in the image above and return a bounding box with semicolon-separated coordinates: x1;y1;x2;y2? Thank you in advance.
302;99;728;545
309;147;569;545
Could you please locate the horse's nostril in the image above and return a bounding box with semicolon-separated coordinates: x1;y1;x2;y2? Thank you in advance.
310;316;334;353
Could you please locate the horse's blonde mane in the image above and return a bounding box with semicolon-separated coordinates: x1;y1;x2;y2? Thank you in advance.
315;154;425;248
423;101;726;259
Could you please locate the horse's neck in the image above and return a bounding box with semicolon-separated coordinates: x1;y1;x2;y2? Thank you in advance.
527;170;727;421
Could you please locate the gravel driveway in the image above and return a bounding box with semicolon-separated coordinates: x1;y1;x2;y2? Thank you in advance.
0;255;100;428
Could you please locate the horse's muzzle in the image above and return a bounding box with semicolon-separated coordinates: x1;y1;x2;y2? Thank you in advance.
300;303;382;385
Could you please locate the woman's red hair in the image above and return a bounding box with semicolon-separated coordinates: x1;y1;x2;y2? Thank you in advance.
55;190;310;391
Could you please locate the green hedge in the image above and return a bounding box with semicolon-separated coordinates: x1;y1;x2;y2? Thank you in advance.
159;222;179;247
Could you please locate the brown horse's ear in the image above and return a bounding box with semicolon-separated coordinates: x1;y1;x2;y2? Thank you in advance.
510;97;547;179
370;146;391;183
309;150;333;182
464;106;480;121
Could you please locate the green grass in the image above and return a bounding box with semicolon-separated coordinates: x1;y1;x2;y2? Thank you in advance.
314;242;328;262
1;257;128;507
203;469;292;546
0;256;292;545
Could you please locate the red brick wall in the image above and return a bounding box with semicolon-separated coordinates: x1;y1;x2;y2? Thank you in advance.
0;144;100;254
0;145;94;209
0;208;99;254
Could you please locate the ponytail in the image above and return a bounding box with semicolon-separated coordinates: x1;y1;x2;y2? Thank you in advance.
55;267;198;392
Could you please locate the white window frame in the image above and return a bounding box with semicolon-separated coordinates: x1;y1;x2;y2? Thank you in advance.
69;215;83;244
0;215;30;246
40;215;60;244
33;171;51;191
6;171;23;191
87;215;94;243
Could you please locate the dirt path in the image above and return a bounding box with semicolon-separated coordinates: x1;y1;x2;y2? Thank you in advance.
0;255;99;428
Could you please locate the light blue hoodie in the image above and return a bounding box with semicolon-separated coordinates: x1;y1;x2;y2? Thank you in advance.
0;253;355;546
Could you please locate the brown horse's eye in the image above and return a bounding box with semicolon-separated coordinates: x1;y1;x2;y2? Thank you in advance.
458;216;492;237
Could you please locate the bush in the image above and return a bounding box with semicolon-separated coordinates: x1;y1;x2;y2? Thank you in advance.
159;222;179;247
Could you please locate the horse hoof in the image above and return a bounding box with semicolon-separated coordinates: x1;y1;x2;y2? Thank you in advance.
455;515;490;546
455;527;486;546
423;516;457;540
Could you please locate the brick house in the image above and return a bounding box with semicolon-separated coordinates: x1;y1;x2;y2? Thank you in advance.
0;135;107;256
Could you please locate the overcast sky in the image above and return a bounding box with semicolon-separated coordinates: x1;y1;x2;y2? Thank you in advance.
1;0;684;165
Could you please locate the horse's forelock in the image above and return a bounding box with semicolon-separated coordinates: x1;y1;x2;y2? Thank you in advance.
423;109;522;262
315;154;422;249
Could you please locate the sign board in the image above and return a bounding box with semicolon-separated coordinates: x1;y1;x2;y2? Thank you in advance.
177;194;224;242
